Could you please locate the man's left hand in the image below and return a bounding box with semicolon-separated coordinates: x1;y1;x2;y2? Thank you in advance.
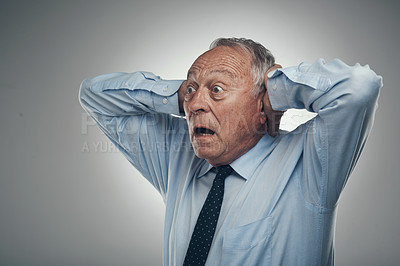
263;64;284;137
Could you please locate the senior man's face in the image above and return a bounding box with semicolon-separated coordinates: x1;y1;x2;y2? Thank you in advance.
183;46;266;166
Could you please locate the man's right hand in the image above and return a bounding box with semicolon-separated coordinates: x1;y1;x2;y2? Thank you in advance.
178;80;187;114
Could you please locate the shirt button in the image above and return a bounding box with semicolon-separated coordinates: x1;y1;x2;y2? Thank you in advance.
163;87;168;92
162;98;168;104
273;84;277;90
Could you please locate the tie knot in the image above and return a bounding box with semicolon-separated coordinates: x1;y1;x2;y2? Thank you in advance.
216;165;233;179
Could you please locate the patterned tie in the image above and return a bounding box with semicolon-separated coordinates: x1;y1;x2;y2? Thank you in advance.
183;165;234;266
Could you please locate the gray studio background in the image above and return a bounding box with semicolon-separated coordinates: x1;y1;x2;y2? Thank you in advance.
1;0;399;265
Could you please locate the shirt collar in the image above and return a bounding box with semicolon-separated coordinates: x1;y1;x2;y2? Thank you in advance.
196;133;278;180
230;134;277;180
196;160;214;179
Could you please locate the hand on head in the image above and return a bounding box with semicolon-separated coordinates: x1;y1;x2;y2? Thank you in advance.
263;64;285;137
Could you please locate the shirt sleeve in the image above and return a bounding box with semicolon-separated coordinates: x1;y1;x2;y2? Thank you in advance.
267;58;383;208
79;71;185;198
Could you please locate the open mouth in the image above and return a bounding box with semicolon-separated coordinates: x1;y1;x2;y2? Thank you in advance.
195;127;215;136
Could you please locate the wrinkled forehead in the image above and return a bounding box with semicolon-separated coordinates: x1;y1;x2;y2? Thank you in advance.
187;46;252;82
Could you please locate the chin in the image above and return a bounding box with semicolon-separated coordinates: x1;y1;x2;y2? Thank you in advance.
193;147;219;161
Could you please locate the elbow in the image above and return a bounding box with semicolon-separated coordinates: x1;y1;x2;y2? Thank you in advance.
78;78;92;110
345;64;382;108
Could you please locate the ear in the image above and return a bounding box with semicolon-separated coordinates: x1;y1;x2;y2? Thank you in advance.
257;92;267;125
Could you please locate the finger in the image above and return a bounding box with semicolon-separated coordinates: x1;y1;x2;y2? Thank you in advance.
265;64;283;89
266;64;282;75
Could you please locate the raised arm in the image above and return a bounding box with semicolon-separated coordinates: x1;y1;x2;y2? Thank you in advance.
265;58;382;208
79;71;184;197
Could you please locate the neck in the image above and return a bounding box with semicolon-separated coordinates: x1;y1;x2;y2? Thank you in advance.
206;133;264;167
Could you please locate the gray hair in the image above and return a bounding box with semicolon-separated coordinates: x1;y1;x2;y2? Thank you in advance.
209;37;275;97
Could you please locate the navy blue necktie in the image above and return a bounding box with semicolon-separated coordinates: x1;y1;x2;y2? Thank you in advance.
183;165;234;266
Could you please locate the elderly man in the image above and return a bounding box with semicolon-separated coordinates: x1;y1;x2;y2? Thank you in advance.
79;38;382;266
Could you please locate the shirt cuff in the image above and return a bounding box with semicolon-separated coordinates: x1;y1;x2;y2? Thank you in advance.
266;69;291;111
152;79;184;115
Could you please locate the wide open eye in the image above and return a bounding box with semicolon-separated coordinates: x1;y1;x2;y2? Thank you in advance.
212;86;223;93
187;86;196;94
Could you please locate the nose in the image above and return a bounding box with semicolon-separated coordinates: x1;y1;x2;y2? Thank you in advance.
186;87;211;115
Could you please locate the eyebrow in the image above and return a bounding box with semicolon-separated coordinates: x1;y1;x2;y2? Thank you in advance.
187;71;199;86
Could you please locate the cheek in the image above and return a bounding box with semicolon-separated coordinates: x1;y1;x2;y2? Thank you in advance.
220;105;259;136
183;102;189;116
218;113;244;138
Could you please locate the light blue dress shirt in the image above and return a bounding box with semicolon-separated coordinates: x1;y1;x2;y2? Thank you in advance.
79;58;382;266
